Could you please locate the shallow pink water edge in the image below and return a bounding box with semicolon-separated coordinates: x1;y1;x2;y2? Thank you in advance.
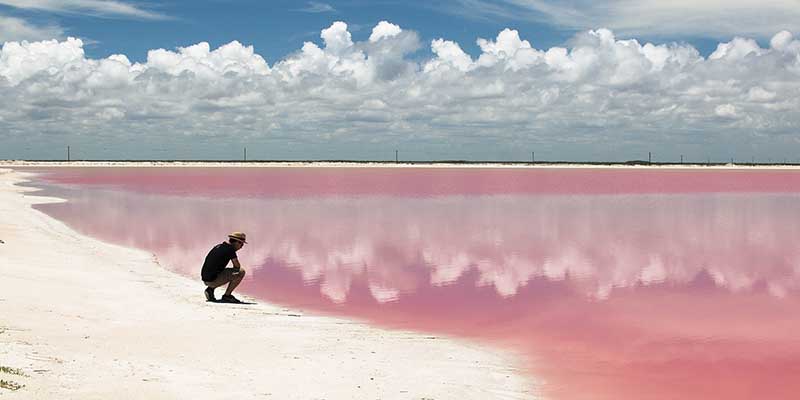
20;167;800;400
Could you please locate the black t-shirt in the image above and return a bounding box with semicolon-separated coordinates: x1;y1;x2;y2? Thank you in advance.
201;242;238;281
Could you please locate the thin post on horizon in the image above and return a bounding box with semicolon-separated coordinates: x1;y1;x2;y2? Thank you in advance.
67;146;70;162
395;149;398;163
531;151;535;163
680;154;683;164
648;152;651;164
243;147;247;161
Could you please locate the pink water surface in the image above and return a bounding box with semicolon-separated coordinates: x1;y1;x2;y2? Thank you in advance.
34;166;800;196
22;167;800;399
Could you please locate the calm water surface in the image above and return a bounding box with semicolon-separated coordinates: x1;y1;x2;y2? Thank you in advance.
21;167;800;399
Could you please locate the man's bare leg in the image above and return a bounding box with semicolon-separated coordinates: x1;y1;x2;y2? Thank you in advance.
224;269;246;296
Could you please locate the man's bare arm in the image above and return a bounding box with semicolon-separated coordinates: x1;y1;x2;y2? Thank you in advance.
231;258;242;271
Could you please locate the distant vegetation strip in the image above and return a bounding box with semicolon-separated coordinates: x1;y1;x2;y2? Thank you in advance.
3;159;799;166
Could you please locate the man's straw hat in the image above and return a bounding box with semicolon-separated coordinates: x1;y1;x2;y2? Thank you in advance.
228;232;247;244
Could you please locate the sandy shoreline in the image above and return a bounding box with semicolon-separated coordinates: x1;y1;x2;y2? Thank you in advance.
0;169;534;399
4;160;800;169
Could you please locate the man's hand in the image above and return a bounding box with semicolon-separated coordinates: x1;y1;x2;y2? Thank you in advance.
231;258;242;271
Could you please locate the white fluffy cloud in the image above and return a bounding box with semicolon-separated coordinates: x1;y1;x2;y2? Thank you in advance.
1;21;800;160
369;20;402;42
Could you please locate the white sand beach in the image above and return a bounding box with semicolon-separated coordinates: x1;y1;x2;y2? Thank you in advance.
0;168;534;399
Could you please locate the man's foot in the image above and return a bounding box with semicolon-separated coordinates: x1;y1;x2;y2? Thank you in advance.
204;287;216;302
220;294;243;304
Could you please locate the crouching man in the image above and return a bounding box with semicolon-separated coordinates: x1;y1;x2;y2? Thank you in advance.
202;232;247;303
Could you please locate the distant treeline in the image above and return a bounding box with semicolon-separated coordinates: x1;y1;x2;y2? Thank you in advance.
5;159;799;166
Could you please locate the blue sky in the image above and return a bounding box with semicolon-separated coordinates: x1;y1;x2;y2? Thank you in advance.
0;1;799;161
0;1;731;62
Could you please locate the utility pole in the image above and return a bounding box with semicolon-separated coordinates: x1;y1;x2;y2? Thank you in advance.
243;147;247;161
680;155;683;164
648;152;652;164
67;146;70;162
531;151;535;163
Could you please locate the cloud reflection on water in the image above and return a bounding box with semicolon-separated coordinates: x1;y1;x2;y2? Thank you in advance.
37;187;800;303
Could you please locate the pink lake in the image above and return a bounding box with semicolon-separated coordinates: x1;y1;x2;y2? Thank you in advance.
20;167;800;399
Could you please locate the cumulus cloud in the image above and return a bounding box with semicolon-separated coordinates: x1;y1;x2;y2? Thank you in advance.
0;0;167;20
369;21;402;42
1;21;800;159
145;41;270;78
426;39;473;72
715;104;737;118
